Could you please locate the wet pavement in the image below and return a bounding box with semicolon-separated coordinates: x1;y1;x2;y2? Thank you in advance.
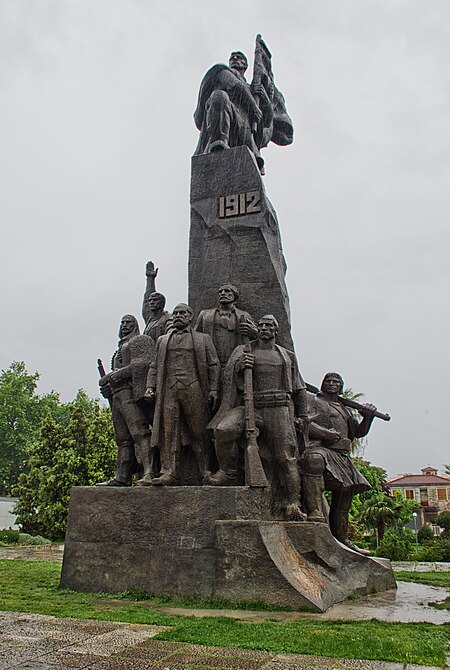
0;611;445;670
155;581;449;625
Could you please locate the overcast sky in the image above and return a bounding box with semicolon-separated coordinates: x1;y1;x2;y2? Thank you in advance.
1;0;449;478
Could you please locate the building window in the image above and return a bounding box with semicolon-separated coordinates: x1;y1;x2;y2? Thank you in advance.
420;488;429;505
405;489;414;500
437;488;448;502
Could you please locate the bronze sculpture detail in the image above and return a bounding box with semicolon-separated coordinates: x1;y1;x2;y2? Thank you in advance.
97;315;156;487
145;304;220;486
301;373;376;552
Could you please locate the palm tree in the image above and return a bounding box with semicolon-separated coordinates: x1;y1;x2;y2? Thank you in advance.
357;492;400;542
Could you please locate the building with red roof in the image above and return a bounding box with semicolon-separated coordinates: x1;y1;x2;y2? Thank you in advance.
387;466;450;526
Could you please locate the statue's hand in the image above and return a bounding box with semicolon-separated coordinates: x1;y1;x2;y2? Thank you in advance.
252;105;263;124
251;82;265;97
208;391;219;413
360;403;377;417
109;370;123;384
99;384;112;399
146;261;158;278
326;428;341;443
238;321;254;337
294;415;308;433
144;388;156;403
241;353;255;369
99;373;111;387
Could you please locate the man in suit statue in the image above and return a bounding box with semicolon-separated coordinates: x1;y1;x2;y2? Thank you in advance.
145;303;220;485
194;283;257;370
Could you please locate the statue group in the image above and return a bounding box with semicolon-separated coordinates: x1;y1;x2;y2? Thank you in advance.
60;35;394;609
97;35;388;555
99;269;380;553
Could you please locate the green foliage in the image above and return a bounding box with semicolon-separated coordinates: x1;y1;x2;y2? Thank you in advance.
348;459;388;540
0;362;63;493
415;539;450;562
13;391;116;540
436;511;450;531
0;530;53;546
417;524;434;544
394;570;450;588
0;529;20;545
353;479;419;545
0;560;448;668
375;527;414;561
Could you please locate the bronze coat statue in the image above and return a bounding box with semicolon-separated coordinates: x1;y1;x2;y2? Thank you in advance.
146;304;220;486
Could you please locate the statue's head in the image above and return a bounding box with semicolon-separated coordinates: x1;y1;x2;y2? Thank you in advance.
172;303;193;330
147;291;166;313
321;372;344;395
218;283;239;305
229;51;248;74
258;314;278;341
119;314;140;340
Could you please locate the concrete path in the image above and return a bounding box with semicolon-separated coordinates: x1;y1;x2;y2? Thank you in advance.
156;581;449;625
0;611;444;670
393;562;450;573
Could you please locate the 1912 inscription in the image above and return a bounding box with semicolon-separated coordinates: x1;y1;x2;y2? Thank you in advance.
218;191;261;218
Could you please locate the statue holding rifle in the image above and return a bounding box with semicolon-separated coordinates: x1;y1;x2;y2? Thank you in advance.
97;315;156;487
207;314;307;520
193;35;294;174
301;372;381;553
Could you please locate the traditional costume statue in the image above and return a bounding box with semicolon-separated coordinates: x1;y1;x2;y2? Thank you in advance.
97;315;156;486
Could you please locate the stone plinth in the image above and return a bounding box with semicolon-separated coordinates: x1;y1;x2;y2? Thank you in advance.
61;486;395;612
189;147;293;350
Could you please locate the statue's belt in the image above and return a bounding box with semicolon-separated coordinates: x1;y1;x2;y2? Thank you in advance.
253;391;291;408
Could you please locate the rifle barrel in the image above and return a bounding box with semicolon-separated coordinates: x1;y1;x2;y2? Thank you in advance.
305;383;391;422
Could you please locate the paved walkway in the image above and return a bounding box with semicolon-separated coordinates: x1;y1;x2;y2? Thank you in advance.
0;611;444;670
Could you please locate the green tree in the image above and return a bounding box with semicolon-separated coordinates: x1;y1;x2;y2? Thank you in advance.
376;527;414;561
417;524;434;544
14;390;116;540
436;511;450;532
357;491;399;542
0;362;62;493
357;489;419;542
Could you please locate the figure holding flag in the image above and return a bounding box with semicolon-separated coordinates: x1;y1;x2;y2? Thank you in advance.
193;35;293;174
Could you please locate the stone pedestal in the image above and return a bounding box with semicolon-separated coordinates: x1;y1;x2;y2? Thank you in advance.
61;486;395;612
188;147;293;350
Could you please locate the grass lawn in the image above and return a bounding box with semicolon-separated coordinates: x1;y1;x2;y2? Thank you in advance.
0;560;448;667
395;571;450;611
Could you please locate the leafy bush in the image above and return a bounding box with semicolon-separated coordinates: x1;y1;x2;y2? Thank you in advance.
436;511;450;532
415;539;450;562
0;530;52;546
17;533;52;546
417;524;434;544
375;527;414;561
0;529;20;545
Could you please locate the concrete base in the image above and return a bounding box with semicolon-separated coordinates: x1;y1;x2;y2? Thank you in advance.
61;486;396;612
